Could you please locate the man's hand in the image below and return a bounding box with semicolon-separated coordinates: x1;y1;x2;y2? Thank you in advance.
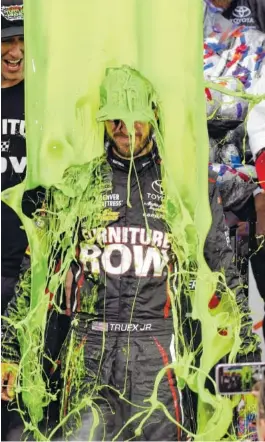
236;221;249;238
1;363;18;401
254;192;265;239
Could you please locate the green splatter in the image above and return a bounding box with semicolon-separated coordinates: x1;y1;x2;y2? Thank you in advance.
241;367;253;391
1;1;261;440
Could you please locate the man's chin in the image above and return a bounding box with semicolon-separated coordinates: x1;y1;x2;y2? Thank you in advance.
2;71;24;83
109;136;149;159
114;144;148;160
115;145;132;158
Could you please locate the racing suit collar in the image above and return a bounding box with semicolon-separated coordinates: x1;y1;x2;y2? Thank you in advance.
107;142;160;173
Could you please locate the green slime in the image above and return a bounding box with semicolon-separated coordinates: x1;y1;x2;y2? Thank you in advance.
1;0;261;440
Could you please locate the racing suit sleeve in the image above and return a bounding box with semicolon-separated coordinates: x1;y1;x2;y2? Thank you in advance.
205;173;261;361
1;252;31;364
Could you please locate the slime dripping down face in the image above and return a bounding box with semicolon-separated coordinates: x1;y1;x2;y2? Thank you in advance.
99;66;159;158
105;119;153;159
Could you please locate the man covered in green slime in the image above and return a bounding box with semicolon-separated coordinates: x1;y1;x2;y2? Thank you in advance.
1;66;261;441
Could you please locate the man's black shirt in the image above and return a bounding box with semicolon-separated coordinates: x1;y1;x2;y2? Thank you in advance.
1;81;27;277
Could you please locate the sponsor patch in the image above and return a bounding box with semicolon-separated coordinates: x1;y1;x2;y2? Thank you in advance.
1;4;23;21
92;321;152;332
91;321;109;332
232;6;251;19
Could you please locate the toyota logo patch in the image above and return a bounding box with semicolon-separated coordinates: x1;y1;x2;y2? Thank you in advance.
232;6;251;18
151;180;164;195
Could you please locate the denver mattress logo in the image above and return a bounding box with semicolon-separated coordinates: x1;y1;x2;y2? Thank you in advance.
102;193;123;208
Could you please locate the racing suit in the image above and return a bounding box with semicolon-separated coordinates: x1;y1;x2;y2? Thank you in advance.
223;0;265;32
2;146;260;441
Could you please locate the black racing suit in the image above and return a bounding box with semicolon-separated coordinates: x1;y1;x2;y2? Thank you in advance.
223;0;265;32
2;147;260;441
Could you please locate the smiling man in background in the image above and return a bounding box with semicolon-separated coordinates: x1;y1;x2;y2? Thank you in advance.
1;0;26;313
1;1;26;440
